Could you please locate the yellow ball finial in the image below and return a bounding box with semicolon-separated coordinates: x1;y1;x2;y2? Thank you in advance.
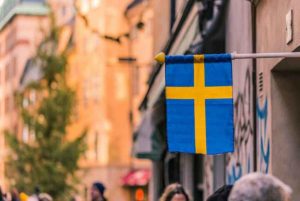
155;52;166;64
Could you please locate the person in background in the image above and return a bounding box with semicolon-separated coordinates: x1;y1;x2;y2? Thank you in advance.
91;182;107;201
0;186;4;201
27;186;40;201
228;172;292;201
159;183;190;201
38;193;52;201
11;188;20;201
207;185;233;201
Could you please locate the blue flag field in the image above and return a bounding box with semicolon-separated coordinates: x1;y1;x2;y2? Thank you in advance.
165;54;234;155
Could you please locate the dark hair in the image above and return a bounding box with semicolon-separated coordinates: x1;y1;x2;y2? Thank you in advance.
160;183;190;201
92;182;106;195
0;186;3;201
207;185;233;201
92;182;107;201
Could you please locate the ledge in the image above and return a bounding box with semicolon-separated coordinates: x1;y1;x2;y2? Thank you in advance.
0;2;49;31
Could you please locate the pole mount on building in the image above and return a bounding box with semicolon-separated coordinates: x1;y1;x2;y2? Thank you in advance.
154;52;300;63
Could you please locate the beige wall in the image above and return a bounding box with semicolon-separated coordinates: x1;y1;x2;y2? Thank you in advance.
225;0;254;185
153;0;170;54
257;0;300;70
127;1;154;131
257;0;300;200
271;71;300;201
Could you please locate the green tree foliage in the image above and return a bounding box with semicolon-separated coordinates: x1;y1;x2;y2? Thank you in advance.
5;15;86;200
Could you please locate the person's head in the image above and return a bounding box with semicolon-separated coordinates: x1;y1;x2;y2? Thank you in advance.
0;186;3;201
11;188;20;201
159;183;190;201
228;173;292;201
207;185;233;201
38;193;52;201
91;182;106;201
34;186;40;196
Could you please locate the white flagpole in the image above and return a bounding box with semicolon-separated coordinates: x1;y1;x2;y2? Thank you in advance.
154;52;300;63
231;52;300;60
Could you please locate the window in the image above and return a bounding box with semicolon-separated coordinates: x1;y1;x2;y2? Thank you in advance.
93;77;101;103
94;131;98;161
4;63;9;82
11;57;16;79
82;76;102;104
13;124;18;137
132;66;140;96
80;0;90;14
4;95;14;114
5;29;16;53
61;6;66;17
91;0;101;8
130;27;138;40
83;78;89;106
4;57;17;82
21;0;46;3
4;96;9;114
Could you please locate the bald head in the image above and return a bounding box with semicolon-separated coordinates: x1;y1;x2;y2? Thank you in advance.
229;173;292;201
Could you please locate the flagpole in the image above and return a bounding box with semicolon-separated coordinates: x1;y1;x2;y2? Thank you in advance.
154;52;300;63
231;52;300;60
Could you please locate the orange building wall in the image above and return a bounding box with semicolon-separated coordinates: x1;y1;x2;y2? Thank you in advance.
67;0;133;200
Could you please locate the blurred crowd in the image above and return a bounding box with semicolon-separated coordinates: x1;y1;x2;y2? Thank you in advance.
0;187;52;201
159;173;292;201
0;173;292;201
0;182;107;201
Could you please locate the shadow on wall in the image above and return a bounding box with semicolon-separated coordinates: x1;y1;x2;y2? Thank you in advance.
271;57;300;201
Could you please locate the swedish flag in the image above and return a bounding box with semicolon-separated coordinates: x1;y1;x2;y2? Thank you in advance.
165;54;234;154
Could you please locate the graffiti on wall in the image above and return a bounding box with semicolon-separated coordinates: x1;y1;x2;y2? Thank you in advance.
257;98;270;173
226;68;254;184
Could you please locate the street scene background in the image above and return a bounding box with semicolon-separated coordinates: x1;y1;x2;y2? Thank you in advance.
0;0;300;201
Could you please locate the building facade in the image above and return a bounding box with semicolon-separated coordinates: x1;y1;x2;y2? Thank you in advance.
1;2;136;200
131;0;300;201
67;0;138;200
0;0;49;190
256;0;300;200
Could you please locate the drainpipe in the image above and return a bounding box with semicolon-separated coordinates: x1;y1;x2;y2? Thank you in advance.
170;0;176;33
250;0;257;172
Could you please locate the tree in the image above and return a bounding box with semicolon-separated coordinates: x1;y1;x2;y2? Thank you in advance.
5;15;86;200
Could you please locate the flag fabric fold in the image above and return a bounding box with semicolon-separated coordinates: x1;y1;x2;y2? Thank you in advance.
165;54;234;155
